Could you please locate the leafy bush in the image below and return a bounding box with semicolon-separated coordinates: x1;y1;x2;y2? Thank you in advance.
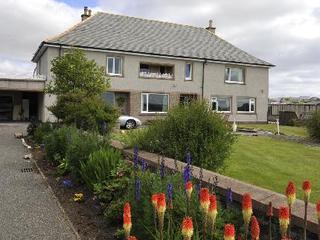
44;126;77;164
65;131;107;178
33;122;56;144
130;101;236;170
27;118;40;137
306;111;320;141
80;148;122;190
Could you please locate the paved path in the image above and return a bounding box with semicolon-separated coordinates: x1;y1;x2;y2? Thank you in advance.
0;123;78;240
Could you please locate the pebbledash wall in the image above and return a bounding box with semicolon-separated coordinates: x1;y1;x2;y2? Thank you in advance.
38;46;269;123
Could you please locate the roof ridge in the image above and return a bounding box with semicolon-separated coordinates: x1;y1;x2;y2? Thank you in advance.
96;11;207;31
45;12;100;43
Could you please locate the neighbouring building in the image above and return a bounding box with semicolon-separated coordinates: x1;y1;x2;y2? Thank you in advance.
28;7;274;123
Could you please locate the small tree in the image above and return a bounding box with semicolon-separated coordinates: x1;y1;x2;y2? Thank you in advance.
306;111;320;141
46;49;118;132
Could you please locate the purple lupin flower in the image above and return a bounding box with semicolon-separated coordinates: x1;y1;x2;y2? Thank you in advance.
133;146;139;170
183;164;191;183
160;156;165;178
186;152;192;165
141;159;148;171
226;187;233;203
135;177;141;201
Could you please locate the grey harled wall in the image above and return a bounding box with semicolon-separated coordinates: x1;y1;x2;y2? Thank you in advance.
40;47;269;122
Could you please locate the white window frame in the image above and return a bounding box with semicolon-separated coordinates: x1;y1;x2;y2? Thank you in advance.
225;67;244;84
185;63;193;81
237;97;256;113
211;97;232;113
141;93;169;113
107;56;123;76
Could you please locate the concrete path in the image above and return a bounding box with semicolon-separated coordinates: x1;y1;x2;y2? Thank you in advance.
0;123;78;240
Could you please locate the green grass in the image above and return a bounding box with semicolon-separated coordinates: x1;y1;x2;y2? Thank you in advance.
238;123;308;138
224;136;320;203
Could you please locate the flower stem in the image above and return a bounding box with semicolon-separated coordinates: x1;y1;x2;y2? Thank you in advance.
304;201;308;240
268;216;272;240
288;206;292;238
203;214;207;240
244;223;248;240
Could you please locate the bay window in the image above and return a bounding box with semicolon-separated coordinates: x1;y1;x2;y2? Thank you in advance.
237;97;255;113
141;93;169;113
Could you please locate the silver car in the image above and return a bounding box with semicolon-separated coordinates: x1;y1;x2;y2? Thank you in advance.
118;115;142;129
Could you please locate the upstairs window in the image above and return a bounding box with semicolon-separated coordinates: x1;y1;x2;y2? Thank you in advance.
139;63;174;79
185;63;192;80
107;57;122;76
237;97;255;113
225;67;244;83
212;97;231;112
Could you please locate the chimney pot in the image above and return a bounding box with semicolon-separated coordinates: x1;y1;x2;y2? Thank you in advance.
206;19;216;34
81;6;91;21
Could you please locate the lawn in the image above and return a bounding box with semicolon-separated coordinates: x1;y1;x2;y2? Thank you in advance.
238;123;308;138
224;135;320;203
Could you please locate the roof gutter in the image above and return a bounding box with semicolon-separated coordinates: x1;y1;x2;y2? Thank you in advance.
33;42;275;68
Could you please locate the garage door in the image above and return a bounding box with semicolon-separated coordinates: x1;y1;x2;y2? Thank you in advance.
0;96;13;121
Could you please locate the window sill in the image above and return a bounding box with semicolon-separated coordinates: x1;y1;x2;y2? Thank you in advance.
139;76;174;81
185;78;192;81
107;73;123;77
225;81;245;85
140;112;168;116
237;112;256;115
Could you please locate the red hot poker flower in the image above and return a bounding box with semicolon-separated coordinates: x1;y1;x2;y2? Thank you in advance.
316;200;320;221
199;188;210;213
156;193;166;214
208;194;218;223
279;206;290;237
242;193;253;225
123;202;132;237
127;236;137;240
185;181;193;200
181;216;194;239
224;224;235;240
285;181;296;206
302;180;311;202
250;216;260;240
151;194;158;208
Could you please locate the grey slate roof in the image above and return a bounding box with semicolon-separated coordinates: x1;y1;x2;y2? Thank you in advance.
41;12;273;66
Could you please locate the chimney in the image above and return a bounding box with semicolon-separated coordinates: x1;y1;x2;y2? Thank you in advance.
206;19;216;34
81;6;91;21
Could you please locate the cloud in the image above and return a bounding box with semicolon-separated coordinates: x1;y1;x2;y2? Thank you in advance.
0;0;319;97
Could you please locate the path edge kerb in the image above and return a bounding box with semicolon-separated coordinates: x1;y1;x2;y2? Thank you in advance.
31;151;81;240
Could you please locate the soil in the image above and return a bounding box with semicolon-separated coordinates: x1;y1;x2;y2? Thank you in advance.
32;149;118;240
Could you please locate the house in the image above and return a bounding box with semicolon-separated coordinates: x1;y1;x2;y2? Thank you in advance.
30;7;274;123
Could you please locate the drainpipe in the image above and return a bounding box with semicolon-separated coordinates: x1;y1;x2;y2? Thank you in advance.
201;59;208;99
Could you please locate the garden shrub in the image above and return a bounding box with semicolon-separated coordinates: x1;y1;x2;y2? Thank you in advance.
80;147;122;190
306;111;320;141
65;130;107;178
44;126;78;164
130;101;236;170
33;122;56;144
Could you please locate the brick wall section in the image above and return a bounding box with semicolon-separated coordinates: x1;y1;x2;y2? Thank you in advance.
110;140;319;235
129;91;181;123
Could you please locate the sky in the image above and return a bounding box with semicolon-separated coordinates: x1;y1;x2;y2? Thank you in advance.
0;0;319;97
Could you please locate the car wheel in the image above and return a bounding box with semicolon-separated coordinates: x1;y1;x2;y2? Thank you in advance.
125;119;136;129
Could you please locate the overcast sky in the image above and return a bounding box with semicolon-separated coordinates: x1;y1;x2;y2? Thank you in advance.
1;0;319;97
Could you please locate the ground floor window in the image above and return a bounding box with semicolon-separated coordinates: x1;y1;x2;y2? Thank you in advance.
179;94;197;105
141;93;169;113
237;97;255;113
211;97;231;112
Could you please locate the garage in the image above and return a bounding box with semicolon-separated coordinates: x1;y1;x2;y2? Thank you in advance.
0;96;13;121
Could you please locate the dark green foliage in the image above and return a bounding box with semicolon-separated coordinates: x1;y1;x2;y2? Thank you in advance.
33;122;56;144
80;148;122;190
131;101;236;170
65;131;107;178
27;118;40;137
43;126;77;164
306;111;320;141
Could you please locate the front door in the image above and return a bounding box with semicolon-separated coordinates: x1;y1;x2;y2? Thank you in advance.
0;96;13;121
115;92;130;115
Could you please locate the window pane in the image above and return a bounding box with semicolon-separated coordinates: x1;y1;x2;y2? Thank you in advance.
107;58;113;74
212;100;217;111
225;68;230;81
230;68;243;82
185;64;191;80
237;98;250;111
142;94;147;112
115;57;121;74
148;94;168;112
218;98;230;111
102;92;115;105
250;99;255;112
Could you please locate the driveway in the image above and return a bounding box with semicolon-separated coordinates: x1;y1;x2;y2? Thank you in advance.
0;123;78;240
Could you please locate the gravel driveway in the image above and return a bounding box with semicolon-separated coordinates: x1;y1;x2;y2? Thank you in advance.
0;123;78;240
